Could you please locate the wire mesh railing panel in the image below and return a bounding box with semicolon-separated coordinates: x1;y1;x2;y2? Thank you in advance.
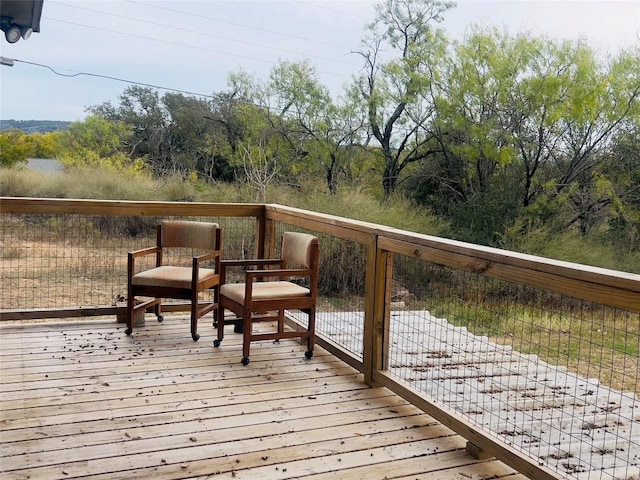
386;253;640;480
4;199;639;478
1;213;257;312
274;222;367;361
1;213;150;310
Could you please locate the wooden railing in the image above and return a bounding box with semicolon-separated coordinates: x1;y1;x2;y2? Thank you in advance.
2;197;639;480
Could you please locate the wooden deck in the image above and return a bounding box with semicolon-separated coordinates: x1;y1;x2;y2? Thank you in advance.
1;316;528;480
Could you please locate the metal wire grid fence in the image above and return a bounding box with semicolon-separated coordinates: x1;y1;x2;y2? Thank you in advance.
386;253;640;480
5;208;638;478
273;222;367;362
0;213;257;312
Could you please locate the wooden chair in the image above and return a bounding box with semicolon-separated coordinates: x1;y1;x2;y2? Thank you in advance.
214;232;319;365
126;220;222;341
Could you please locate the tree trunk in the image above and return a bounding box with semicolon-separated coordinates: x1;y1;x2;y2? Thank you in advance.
382;160;399;199
326;153;338;194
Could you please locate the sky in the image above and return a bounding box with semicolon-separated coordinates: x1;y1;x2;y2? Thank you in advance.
0;0;638;122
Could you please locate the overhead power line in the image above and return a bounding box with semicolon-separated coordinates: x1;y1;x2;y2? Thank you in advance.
49;1;360;68
45;17;281;67
44;16;354;80
6;57;219;99
2;57;353;122
127;0;355;50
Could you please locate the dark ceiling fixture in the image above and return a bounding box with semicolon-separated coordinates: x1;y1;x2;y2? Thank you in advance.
1;0;43;44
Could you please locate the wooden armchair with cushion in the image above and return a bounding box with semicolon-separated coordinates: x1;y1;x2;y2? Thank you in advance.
126;220;222;341
214;232;319;365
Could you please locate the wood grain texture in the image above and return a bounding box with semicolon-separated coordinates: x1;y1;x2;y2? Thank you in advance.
0;317;524;480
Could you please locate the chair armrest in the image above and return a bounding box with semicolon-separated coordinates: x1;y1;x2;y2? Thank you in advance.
246;268;312;281
128;246;162;281
220;259;283;284
192;251;221;278
221;259;282;267
194;251;220;264
129;246;161;258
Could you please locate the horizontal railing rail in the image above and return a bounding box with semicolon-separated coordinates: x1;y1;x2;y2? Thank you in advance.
2;196;639;480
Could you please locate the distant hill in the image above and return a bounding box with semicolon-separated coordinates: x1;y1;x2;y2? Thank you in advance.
0;120;72;134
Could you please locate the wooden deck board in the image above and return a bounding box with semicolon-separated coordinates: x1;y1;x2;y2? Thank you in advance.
1;316;526;479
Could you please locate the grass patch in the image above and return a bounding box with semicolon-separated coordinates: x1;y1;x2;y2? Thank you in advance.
1;243;21;259
426;293;639;394
501;221;640;275
1;166;198;201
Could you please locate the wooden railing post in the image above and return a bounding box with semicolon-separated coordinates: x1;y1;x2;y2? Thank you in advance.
381;250;393;372
363;235;392;386
257;206;270;259
264;225;277;260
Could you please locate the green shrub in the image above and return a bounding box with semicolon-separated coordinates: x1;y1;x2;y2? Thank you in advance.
2;166;637;273
268;181;448;237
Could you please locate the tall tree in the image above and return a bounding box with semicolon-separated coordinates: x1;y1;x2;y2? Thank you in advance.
410;29;640;243
603;123;640;250
90;86;235;181
223;68;311;188
89;86;172;175
162;93;233;182
551;47;640;234
434;28;518;200
57;116;144;173
0;130;32;168
269;60;366;193
354;0;454;198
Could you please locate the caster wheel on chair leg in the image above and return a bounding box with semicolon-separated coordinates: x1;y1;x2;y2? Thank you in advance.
241;357;250;366
157;315;164;323
305;350;313;359
192;333;200;341
125;327;132;336
213;339;221;347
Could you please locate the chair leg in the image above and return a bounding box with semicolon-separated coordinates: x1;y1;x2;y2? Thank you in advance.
190;303;200;341
212;286;219;327
277;310;285;334
125;292;134;336
155;300;164;322
241;308;252;365
305;308;316;359
214;303;224;347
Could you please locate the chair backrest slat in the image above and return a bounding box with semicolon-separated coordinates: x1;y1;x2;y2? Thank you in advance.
161;221;219;250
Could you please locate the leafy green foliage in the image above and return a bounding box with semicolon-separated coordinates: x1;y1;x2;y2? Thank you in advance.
0;129;33;167
2;1;637;272
0;130;63;167
355;0;454;198
56;116;146;175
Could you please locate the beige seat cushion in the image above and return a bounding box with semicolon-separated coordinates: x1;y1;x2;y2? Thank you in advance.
221;281;310;304
132;266;217;289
